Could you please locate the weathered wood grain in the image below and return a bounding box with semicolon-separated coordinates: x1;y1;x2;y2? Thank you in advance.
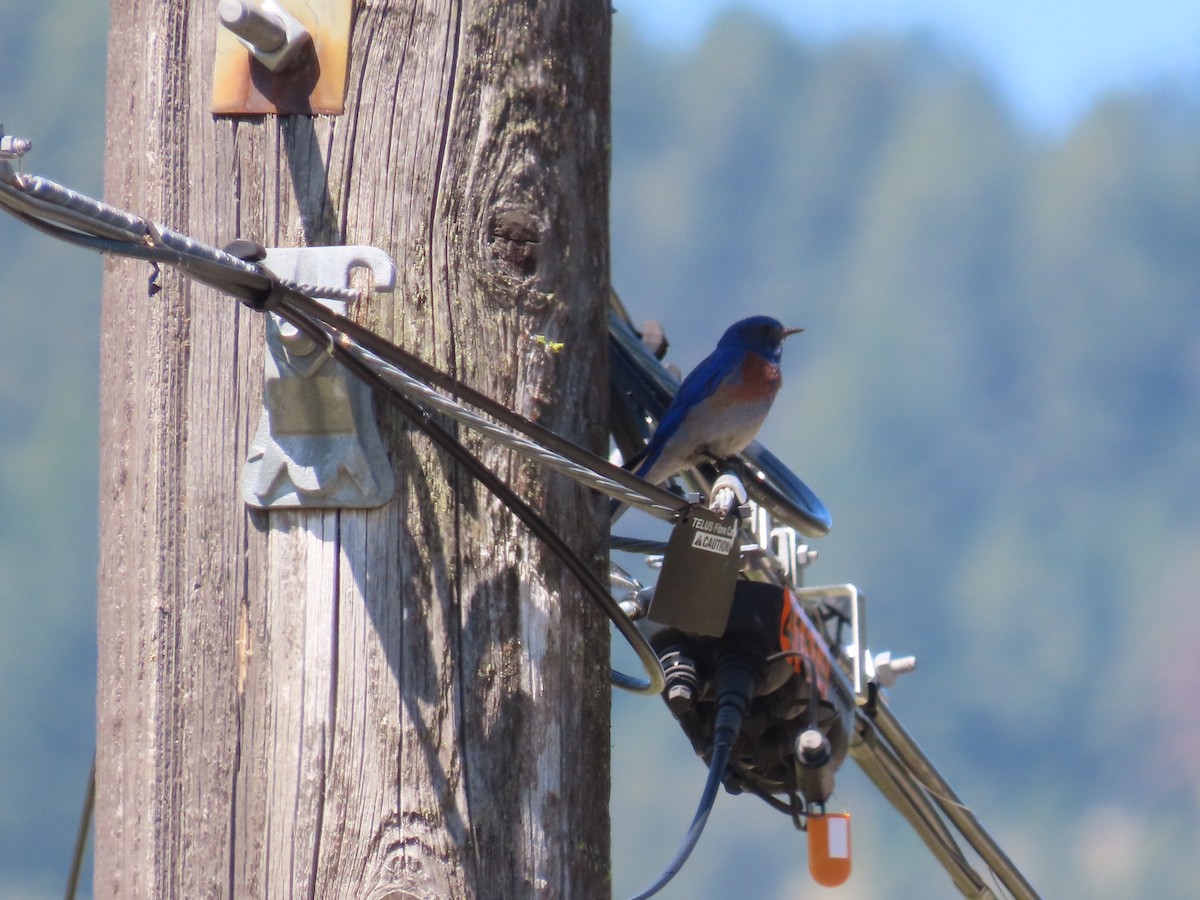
99;2;612;896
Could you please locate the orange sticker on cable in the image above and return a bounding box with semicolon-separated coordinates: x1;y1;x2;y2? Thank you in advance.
779;589;832;696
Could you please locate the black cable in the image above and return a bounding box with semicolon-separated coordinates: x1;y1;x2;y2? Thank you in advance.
2;175;682;519
0;178;280;303
274;300;666;695
1;158;1043;900
64;755;95;900
626;739;732;900
270;286;687;518
0;201;167;259
733;762;809;822
626;645;760;899
0;197;273;308
764;649;826;731
0;176;666;692
0;174;144;242
608;535;669;555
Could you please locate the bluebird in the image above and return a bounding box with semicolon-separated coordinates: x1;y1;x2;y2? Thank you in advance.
629;315;803;488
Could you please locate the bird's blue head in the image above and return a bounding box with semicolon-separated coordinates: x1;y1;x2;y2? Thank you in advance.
717;315;803;364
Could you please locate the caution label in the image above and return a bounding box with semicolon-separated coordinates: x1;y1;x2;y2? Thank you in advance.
648;507;742;637
690;517;737;555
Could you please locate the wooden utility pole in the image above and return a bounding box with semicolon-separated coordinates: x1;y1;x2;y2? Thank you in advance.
98;2;612;896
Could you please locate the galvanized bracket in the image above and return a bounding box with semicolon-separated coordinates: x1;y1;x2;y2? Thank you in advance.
242;245;396;510
212;0;351;115
794;584;870;705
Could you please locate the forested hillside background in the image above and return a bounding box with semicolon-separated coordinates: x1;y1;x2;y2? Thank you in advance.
2;4;1199;898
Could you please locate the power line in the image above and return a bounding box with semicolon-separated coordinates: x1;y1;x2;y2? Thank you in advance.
1;140;1039;900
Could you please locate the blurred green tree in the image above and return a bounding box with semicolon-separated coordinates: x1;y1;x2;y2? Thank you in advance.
4;4;1200;897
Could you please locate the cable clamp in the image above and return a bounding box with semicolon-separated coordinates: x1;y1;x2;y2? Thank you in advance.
242;244;397;509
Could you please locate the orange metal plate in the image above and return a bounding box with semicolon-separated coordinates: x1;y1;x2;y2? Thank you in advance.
212;0;351;116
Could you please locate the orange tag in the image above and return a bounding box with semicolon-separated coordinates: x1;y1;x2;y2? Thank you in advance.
808;812;852;887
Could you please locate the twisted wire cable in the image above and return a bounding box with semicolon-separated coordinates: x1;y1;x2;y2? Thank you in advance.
0;164;360;304
278;302;665;695
342;339;680;516
0;158;671;694
273;287;689;519
1;150;1040;900
1;161;680;518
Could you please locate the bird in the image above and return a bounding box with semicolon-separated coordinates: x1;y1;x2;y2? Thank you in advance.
628;315;803;488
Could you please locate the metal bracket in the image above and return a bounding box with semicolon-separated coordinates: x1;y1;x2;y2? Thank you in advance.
212;0;351;115
242;245;396;510
647;506;742;637
793;584;870;705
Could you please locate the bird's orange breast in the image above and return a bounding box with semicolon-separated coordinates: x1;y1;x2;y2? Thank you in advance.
728;353;782;402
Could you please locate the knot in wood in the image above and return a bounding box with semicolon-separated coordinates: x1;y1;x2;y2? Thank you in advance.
488;209;541;276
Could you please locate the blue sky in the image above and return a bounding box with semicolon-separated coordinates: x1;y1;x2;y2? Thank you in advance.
620;0;1200;131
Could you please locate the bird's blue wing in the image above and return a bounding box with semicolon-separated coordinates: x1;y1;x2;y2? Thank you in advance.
635;345;743;474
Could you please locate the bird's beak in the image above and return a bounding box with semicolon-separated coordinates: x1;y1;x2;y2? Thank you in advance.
783;326;804;339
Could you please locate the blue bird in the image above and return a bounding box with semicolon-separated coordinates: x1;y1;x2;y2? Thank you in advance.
629;315;803;488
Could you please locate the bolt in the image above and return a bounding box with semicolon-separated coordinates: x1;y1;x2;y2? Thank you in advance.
666;682;694;704
618;598;647;620
796;728;831;767
218;0;287;53
0;132;33;159
872;651;918;688
661;649;701;713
